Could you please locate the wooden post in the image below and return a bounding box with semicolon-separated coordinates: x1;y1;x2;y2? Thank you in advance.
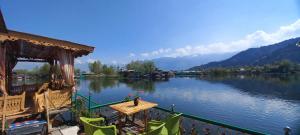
44;91;51;133
2;95;7;132
49;59;54;83
144;110;148;132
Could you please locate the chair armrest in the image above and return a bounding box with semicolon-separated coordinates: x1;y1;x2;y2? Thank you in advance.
148;120;164;125
93;125;117;135
148;121;165;130
81;117;105;122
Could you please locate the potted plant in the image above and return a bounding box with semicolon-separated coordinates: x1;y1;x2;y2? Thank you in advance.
133;95;140;106
124;94;132;102
124;91;144;106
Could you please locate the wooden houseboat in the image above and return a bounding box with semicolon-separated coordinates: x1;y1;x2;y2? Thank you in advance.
0;9;94;133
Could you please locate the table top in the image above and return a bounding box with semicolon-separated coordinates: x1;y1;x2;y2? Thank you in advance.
109;100;158;115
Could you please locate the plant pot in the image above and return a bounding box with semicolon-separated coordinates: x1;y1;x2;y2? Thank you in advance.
134;97;139;106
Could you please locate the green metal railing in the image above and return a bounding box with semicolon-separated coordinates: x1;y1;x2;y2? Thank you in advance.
154;106;267;135
73;93;268;135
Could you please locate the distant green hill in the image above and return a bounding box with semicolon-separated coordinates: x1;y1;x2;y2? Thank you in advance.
190;37;300;70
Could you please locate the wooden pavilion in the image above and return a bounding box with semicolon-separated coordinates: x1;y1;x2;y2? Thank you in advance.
0;10;94;132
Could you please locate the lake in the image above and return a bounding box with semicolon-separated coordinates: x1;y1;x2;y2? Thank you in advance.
75;75;300;135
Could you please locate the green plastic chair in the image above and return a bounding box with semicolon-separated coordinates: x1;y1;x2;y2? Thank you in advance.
80;117;117;135
127;122;166;135
149;113;182;135
141;121;166;135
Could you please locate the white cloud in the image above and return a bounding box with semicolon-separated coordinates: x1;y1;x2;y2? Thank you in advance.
141;48;172;57
141;53;150;57
87;58;97;63
129;53;136;57
139;19;300;58
75;59;84;64
111;60;117;65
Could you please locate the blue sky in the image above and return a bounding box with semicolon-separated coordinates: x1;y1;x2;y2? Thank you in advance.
1;0;300;66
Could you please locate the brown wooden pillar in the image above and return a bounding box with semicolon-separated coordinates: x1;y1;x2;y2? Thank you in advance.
0;42;7;95
49;59;55;83
6;56;17;95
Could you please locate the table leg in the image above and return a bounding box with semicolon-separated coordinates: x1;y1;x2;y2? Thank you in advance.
144;110;148;132
132;114;135;122
117;112;123;133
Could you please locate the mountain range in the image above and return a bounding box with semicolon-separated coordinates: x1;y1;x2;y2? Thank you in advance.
190;37;300;70
152;53;235;71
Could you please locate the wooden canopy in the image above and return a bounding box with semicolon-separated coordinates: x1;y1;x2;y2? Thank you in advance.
0;30;94;59
0;10;94;59
0;9;94;95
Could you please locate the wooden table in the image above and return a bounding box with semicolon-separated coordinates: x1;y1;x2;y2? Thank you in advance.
109;100;158;132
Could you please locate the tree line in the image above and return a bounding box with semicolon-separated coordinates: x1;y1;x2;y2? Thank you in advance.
203;60;300;75
125;60;156;74
88;60;117;75
88;60;157;76
14;64;56;78
13;59;158;77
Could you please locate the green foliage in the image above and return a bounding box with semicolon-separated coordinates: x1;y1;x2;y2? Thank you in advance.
38;63;50;76
277;60;293;73
126;60;156;74
102;65;116;75
88;60;117;75
203;60;300;75
75;68;81;76
208;68;230;76
72;97;97;118
88;60;102;74
14;69;29;75
14;63;51;77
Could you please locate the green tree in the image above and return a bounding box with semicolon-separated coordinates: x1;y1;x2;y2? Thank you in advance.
39;63;50;77
14;69;29;75
75;68;81;76
277;60;293;73
102;65;116;75
88;60;102;74
126;60;157;74
143;61;156;74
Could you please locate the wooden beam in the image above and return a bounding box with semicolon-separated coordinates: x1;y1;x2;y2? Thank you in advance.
17;59;48;63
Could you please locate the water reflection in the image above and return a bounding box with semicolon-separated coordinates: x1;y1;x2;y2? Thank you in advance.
74;76;300;134
87;77;119;93
198;75;300;101
119;79;168;93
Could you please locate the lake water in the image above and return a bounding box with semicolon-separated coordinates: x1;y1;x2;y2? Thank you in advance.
75;75;300;135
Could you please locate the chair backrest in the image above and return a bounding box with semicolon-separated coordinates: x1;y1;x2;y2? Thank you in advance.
80;117;95;135
0;92;26;116
33;87;72;113
80;117;116;135
37;83;49;94
165;113;182;135
147;122;166;135
47;88;72;110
